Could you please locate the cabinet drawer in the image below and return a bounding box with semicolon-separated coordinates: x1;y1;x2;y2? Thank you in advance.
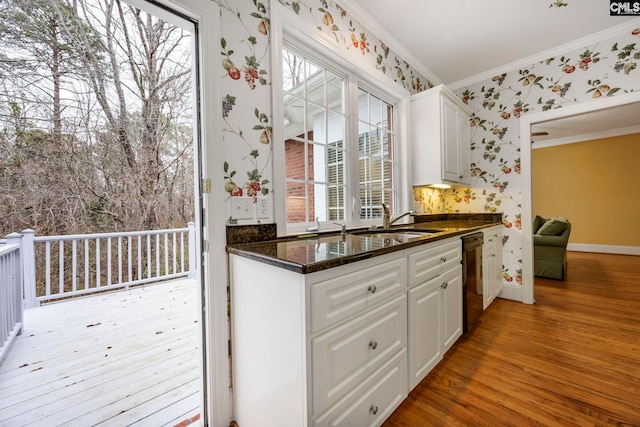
310;254;405;333
312;295;406;413
313;350;407;427
407;239;461;287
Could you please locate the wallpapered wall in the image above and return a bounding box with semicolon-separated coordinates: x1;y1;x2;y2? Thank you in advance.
215;0;640;287
216;0;433;225
444;28;640;285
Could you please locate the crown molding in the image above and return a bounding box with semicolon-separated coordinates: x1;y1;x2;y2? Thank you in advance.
449;17;640;91
337;0;443;87
532;125;640;149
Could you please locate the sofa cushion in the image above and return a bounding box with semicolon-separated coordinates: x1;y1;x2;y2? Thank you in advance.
532;215;547;234
537;216;569;236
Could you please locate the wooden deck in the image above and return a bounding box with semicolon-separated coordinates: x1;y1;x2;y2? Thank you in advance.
0;278;201;427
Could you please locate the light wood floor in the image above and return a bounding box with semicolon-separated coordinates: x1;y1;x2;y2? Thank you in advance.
0;278;201;427
384;251;640;426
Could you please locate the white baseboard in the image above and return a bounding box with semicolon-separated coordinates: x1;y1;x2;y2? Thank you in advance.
567;243;640;256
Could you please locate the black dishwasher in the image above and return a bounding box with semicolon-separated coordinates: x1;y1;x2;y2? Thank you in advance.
462;233;484;333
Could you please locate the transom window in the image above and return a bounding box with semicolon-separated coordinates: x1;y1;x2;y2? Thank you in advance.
281;44;397;233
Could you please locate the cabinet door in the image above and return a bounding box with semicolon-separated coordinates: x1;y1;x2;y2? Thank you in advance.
312;295;406;413
457;110;471;186
310;254;405;333
313;351;407;427
492;230;503;299
482;241;493;309
407;276;442;389
482;227;503;308
442;264;463;352
407;239;461;287
441;96;461;183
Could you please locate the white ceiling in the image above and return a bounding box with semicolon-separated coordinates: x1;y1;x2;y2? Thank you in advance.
348;0;639;85
346;1;640;143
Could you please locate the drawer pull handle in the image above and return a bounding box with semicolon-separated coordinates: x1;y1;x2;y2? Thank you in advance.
370;404;378;415
369;340;378;350
368;285;377;294
440;256;447;263
441;281;448;289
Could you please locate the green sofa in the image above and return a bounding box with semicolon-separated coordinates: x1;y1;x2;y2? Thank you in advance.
533;215;571;280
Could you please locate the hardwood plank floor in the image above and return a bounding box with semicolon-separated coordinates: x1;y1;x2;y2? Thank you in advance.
0;279;201;427
384;251;640;426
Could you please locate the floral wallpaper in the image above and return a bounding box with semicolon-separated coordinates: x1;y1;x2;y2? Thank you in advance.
217;0;273;224
215;0;434;224
215;0;639;288
423;26;640;286
277;0;434;93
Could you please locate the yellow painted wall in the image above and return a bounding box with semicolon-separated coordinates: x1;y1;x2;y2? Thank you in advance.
532;133;640;246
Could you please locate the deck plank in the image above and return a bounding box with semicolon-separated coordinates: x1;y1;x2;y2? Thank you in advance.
0;279;201;426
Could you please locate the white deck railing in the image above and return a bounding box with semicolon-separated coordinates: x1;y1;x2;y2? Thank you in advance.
0;234;23;363
2;223;196;309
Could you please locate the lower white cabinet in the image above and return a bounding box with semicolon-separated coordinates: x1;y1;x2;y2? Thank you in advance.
407;275;441;388
312;295;406;413
483;225;503;309
442;265;463;352
230;237;464;427
313;350;407;427
229;251;407;427
407;239;462;389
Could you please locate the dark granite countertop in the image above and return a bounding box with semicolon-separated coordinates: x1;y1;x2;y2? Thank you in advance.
226;214;502;274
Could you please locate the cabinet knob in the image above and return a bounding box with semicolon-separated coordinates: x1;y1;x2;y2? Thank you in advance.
441;281;448;289
368;285;377;294
369;340;378;350
370;404;378;415
440;256;447;263
459;175;463;179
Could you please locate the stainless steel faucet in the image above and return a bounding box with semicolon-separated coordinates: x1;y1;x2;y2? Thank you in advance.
382;203;416;230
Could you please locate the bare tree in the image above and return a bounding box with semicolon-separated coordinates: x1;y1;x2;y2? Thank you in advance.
0;0;194;236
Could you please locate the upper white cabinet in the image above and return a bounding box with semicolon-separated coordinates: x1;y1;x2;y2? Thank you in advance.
411;84;472;187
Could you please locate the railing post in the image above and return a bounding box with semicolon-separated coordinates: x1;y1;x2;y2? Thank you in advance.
188;222;196;279
5;232;24;332
21;229;37;308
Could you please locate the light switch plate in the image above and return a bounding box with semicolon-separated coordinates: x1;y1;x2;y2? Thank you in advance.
231;197;254;219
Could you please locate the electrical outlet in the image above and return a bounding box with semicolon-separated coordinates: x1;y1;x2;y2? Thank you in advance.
231;197;254;219
257;197;271;219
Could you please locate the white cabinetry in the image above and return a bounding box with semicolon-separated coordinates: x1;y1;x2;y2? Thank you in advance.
406;238;462;389
482;225;503;309
230;237;466;427
411;84;471;187
230;251;407;427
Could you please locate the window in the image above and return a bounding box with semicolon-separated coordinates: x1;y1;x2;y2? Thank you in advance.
358;89;396;220
281;44;399;233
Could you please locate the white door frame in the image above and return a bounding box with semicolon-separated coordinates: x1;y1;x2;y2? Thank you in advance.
126;0;230;425
519;90;640;305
